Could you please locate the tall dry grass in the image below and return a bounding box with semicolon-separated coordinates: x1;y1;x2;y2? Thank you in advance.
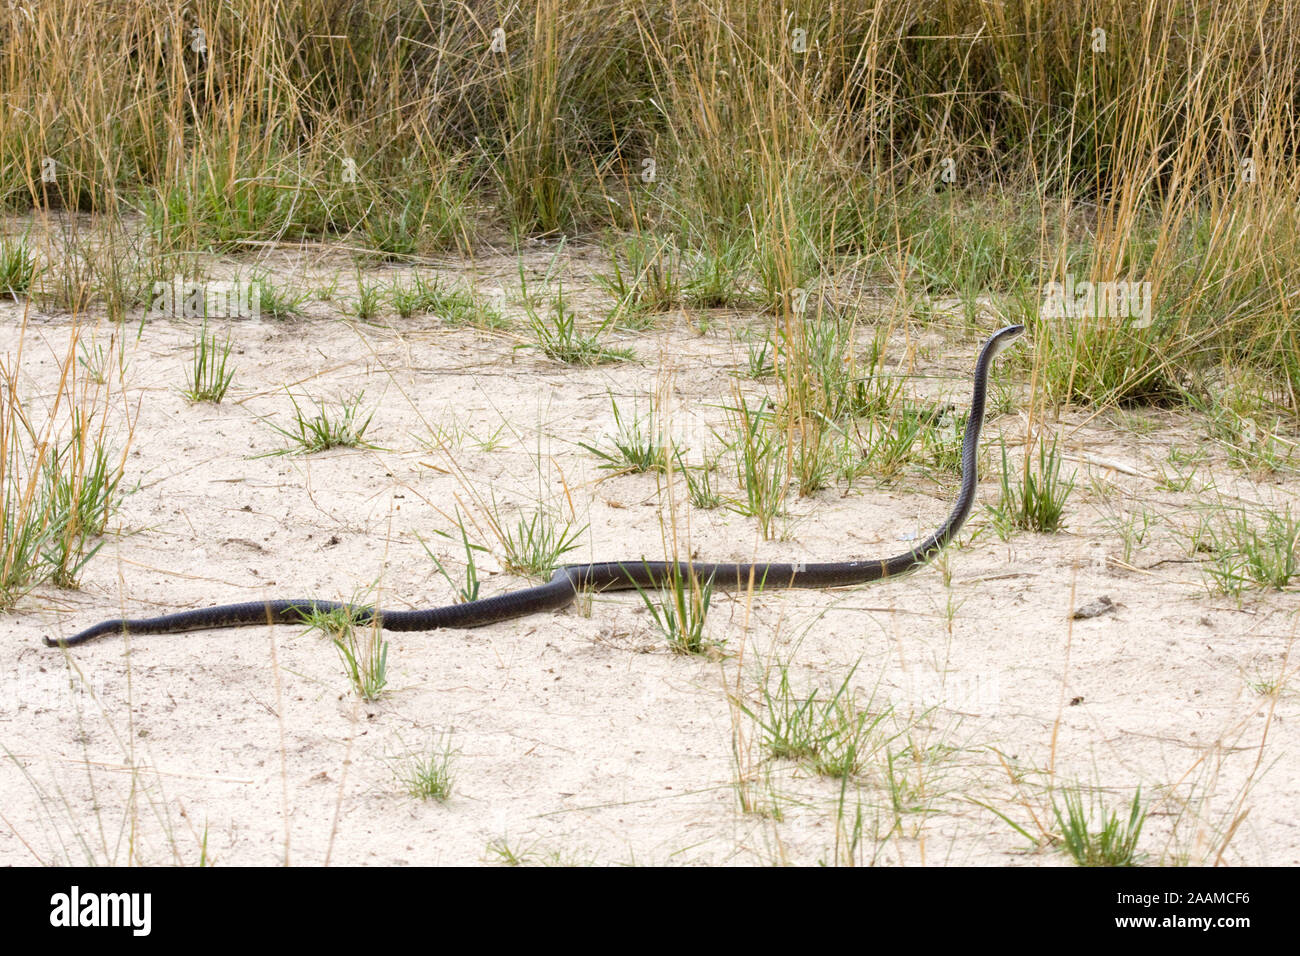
1;0;1298;410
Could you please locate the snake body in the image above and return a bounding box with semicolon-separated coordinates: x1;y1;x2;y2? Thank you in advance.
46;325;1024;648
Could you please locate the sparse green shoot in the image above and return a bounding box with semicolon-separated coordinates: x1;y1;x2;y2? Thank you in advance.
183;322;235;403
421;511;487;604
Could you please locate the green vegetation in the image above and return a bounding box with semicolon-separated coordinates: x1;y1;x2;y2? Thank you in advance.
264;392;376;455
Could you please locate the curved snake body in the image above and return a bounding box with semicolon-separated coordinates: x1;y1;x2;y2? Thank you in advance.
47;325;1023;648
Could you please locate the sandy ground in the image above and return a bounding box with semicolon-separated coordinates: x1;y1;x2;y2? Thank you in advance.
2;238;1296;866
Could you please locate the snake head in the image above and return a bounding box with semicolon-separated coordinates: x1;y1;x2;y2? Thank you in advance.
990;324;1026;355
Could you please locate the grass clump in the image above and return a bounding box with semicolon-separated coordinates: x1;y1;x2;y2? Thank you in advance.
722;395;786;538
304;603;388;703
632;563;716;656
348;275;385;321
737;660;893;780
1051;786;1146;867
990;436;1075;536
579;395;666;474
0;239;37;297
676;450;722;510
246;273;309;320
2;325;130;605
1198;506;1300;595
40;419;124;588
396;733;456;802
524;285;631;367
597;232;681;317
391;274;506;329
499;507;585;577
264;392;376;455
183;322;235;403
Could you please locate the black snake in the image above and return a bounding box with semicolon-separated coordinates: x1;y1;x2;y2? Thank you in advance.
46;325;1024;648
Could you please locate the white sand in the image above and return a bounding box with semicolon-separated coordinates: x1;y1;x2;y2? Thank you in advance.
2;243;1295;866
